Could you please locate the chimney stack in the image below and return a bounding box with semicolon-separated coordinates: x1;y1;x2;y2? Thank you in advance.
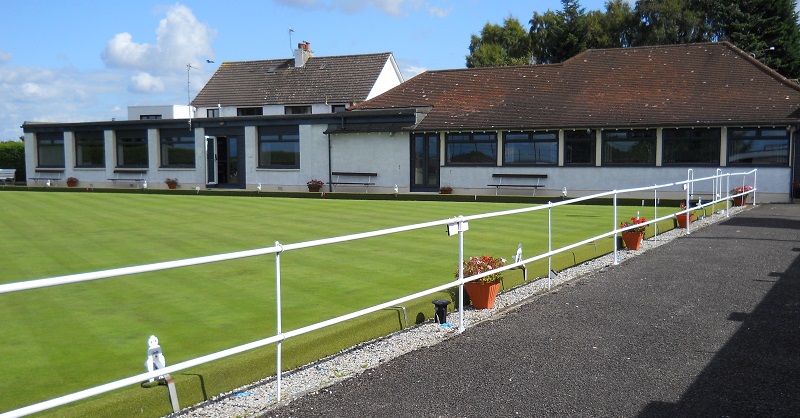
294;41;313;68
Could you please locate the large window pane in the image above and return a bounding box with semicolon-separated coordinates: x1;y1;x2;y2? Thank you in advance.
503;131;558;165
258;126;299;168
728;128;789;165
115;129;148;167
74;130;105;167
36;132;65;167
446;132;497;165
160;129;196;167
602;130;656;165
564;130;595;165
662;128;720;165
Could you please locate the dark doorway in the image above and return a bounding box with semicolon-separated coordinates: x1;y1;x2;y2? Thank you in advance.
411;133;440;192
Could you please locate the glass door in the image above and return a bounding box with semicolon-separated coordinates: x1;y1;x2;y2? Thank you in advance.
411;133;440;192
205;136;217;185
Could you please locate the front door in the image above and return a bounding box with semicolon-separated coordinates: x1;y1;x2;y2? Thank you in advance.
205;135;244;188
411;133;440;192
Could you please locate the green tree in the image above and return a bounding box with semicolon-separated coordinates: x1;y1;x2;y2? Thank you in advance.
466;17;532;68
0;140;25;182
530;0;588;63
633;0;704;45
585;0;636;49
725;0;800;77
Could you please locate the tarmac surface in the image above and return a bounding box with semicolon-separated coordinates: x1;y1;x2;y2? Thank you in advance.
264;203;800;418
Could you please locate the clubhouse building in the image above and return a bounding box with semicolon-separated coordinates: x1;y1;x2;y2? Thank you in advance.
22;42;800;202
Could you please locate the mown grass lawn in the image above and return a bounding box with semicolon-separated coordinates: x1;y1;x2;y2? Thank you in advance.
0;191;671;416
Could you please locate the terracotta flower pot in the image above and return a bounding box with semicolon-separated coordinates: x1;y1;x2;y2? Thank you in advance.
621;231;644;250
465;281;501;309
676;213;696;228
732;196;747;206
67;180;78;187
308;185;321;192
167;183;177;189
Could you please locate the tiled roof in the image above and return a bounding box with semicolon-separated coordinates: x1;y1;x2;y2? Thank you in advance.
354;42;800;130
192;52;393;107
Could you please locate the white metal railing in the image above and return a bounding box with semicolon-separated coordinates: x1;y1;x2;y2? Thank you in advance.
0;169;757;418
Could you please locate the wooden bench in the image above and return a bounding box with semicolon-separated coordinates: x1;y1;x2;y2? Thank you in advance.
108;170;146;187
489;173;547;196
29;169;63;186
330;171;377;193
0;168;16;187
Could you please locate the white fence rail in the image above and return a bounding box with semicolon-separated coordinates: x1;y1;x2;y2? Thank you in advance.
0;169;757;418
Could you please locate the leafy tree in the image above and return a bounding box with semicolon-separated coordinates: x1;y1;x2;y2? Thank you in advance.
466;17;532;68
633;0;704;45
585;0;636;49
725;0;800;77
0;140;25;182
530;0;588;63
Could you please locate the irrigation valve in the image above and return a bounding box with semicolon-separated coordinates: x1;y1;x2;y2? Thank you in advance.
145;335;166;382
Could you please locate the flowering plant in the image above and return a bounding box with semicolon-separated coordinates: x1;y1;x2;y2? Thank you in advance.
731;185;753;195
456;255;506;283
620;216;647;233
307;179;324;187
164;178;178;186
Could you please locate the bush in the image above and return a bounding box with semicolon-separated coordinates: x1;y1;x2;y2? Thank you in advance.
0;141;25;182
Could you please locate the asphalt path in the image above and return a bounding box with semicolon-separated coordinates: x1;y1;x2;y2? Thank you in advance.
265;204;800;418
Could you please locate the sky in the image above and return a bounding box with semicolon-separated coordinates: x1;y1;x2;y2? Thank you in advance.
0;0;613;140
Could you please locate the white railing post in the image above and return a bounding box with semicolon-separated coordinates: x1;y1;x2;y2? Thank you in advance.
685;169;693;234
275;241;283;402
653;188;659;239
613;193;619;265
753;169;758;205
457;216;466;333
547;202;552;290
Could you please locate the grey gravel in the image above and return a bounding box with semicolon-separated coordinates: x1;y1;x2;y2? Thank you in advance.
171;206;745;418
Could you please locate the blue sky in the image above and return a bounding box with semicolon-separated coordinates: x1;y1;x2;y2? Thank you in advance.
0;0;612;140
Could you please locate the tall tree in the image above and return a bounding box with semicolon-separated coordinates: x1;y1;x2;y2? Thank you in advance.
725;0;800;77
530;0;589;63
585;0;636;49
466;17;532;68
633;0;704;45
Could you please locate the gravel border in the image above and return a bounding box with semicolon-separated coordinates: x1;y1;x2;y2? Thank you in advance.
171;205;748;418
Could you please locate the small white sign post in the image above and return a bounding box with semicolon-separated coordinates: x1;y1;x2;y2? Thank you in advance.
144;335;180;413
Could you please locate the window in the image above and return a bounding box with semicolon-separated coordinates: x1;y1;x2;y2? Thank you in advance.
285;105;312;115
728;128;789;165
36;132;65;168
503;131;558;165
445;132;497;165
564;130;595;165
331;104;347;113
115;129;148;168
159;129;196;167
662;128;720;165
237;107;263;116
258;126;300;168
74;130;105;167
140;115;162;120
207;108;219;118
602;129;656;165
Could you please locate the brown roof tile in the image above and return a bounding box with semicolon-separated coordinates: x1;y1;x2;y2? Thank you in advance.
355;42;800;130
192;52;393;107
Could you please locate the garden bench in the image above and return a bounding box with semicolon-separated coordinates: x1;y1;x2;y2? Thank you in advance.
489;173;547;196
0;168;16;187
330;171;377;193
29;169;63;186
108;170;147;187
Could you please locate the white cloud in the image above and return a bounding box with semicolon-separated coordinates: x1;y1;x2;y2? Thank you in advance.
130;72;165;93
0;50;11;65
101;4;216;73
401;65;427;79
